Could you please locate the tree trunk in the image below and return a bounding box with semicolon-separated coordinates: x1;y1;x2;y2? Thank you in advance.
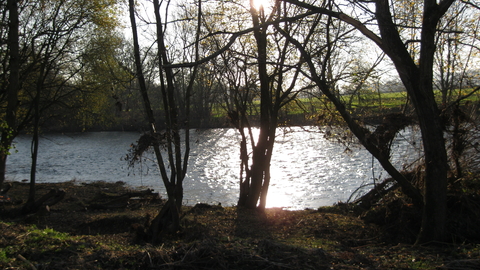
0;155;9;191
279;0;452;243
237;131;250;206
375;0;451;244
241;3;274;211
23;99;40;214
129;0;200;241
0;0;20;190
129;0;180;239
23;53;46;214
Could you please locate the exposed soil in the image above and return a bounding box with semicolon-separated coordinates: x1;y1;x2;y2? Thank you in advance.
1;181;479;269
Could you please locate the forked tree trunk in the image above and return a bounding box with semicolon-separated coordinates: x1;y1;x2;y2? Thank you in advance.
237;1;300;211
240;2;275;211
129;0;180;240
129;0;200;242
375;0;451;244
285;0;451;244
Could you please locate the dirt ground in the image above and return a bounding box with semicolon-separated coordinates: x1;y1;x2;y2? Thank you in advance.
1;180;479;269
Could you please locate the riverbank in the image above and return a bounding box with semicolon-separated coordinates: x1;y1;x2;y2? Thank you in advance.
1;181;479;269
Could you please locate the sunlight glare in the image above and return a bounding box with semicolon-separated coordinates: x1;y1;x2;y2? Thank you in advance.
265;190;293;209
250;0;271;11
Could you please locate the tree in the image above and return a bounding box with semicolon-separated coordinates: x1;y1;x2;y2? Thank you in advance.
216;1;306;211
0;0;20;192
128;0;202;243
78;32;139;131
283;0;458;243
432;1;480;180
0;0;121;207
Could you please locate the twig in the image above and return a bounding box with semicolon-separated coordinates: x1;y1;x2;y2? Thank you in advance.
144;250;153;267
17;254;37;270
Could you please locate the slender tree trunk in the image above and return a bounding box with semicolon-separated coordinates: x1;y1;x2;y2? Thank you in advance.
0;157;7;191
129;0;179;241
153;0;195;212
152;0;180;210
237;117;251;206
243;3;273;211
129;0;170;192
258;121;277;209
129;0;200;241
23;86;41;213
0;0;20;190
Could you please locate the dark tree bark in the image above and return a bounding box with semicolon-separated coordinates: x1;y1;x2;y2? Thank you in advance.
375;0;452;244
237;1;298;211
243;3;275;210
22;76;41;214
129;0;200;243
128;0;178;243
283;0;454;243
0;0;20;190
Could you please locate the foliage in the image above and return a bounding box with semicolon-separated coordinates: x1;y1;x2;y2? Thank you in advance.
0;121;16;156
124;132;168;168
0;0;124;133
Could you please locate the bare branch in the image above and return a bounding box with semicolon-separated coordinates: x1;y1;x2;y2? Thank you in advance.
461;0;480;9
283;0;383;46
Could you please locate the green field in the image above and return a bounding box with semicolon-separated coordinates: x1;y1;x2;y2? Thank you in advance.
346;88;480;109
210;88;480;126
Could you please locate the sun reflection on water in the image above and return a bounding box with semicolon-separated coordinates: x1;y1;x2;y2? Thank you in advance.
265;190;293;209
6;126;421;209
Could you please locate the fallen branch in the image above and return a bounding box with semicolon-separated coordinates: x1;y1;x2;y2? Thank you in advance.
88;189;158;210
353;178;397;209
17;254;37;270
22;189;66;214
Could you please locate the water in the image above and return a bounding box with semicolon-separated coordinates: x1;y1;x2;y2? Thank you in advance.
6;127;421;209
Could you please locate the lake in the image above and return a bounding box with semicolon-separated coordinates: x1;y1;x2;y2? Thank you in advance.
6;127;421;209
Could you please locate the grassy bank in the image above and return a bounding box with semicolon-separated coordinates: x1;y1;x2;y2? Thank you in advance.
211;89;480;127
1;181;479;269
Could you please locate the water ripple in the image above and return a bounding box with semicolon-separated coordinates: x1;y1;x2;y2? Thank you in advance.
6;127;421;209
